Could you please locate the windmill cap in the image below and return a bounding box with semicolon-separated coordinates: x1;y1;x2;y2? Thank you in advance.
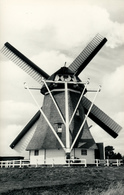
47;66;79;82
54;66;74;75
40;66;87;94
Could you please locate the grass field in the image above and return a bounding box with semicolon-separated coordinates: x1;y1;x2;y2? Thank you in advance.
0;166;124;194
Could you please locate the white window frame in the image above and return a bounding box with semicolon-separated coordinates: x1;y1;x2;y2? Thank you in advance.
57;123;63;133
34;150;39;156
81;149;87;155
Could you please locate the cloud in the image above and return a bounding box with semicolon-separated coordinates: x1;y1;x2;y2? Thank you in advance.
31;50;73;75
0;124;22;146
0;100;38;126
0;59;44;103
41;4;124;50
1;1;124;52
106;22;124;48
0;124;29;157
102;65;124;97
115;111;124;126
0;100;37;156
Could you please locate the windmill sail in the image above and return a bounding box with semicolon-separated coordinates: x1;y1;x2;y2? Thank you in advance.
1;42;49;84
68;34;107;76
10;110;41;149
82;96;122;138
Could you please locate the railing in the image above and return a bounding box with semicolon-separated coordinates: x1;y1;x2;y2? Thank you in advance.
95;159;123;167
65;158;87;167
27;158;87;168
0;160;30;168
0;159;87;168
0;159;123;168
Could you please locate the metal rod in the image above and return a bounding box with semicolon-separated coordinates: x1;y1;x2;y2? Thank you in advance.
44;80;87;84
65;81;70;153
43;80;65;125
24;82;66;151
24;87;41;90
70;85;101;151
87;89;101;92
69;79;90;125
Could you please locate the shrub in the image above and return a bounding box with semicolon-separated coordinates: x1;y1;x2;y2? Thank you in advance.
85;182;124;195
101;182;124;195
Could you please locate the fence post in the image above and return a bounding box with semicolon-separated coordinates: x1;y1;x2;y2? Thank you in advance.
96;159;99;167
13;160;15;168
44;159;46;165
8;161;10;168
19;160;22;168
117;159;119;166
66;159;69;167
36;159;38;168
106;159;109;166
52;159;54;167
6;161;8;168
1;161;3;168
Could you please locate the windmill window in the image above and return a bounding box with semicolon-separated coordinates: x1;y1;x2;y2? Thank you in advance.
57;123;62;133
72;76;77;82
76;109;80;116
54;75;60;81
81;149;87;155
34;150;39;156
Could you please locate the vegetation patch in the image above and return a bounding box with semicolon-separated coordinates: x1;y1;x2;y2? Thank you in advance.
0;166;124;194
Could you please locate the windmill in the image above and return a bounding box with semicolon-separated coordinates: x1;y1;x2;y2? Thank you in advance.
1;34;122;164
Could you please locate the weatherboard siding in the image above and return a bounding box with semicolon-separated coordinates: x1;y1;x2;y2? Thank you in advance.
45;149;66;164
29;148;95;164
30;150;45;164
74;148;95;164
29;149;66;164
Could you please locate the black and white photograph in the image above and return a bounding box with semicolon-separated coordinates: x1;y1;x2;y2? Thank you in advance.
0;0;124;194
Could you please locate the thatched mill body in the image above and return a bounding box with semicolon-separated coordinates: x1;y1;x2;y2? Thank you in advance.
1;34;122;164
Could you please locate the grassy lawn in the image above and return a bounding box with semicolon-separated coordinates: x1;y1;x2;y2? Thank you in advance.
0;166;124;194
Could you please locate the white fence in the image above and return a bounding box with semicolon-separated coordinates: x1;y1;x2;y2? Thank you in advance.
0;159;123;168
95;159;123;167
0;159;87;168
0;160;30;168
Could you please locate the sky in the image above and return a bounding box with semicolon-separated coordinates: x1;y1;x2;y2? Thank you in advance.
0;0;124;157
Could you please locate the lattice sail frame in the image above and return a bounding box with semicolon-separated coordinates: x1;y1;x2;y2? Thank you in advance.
1;42;49;84
82;96;122;138
68;34;107;75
